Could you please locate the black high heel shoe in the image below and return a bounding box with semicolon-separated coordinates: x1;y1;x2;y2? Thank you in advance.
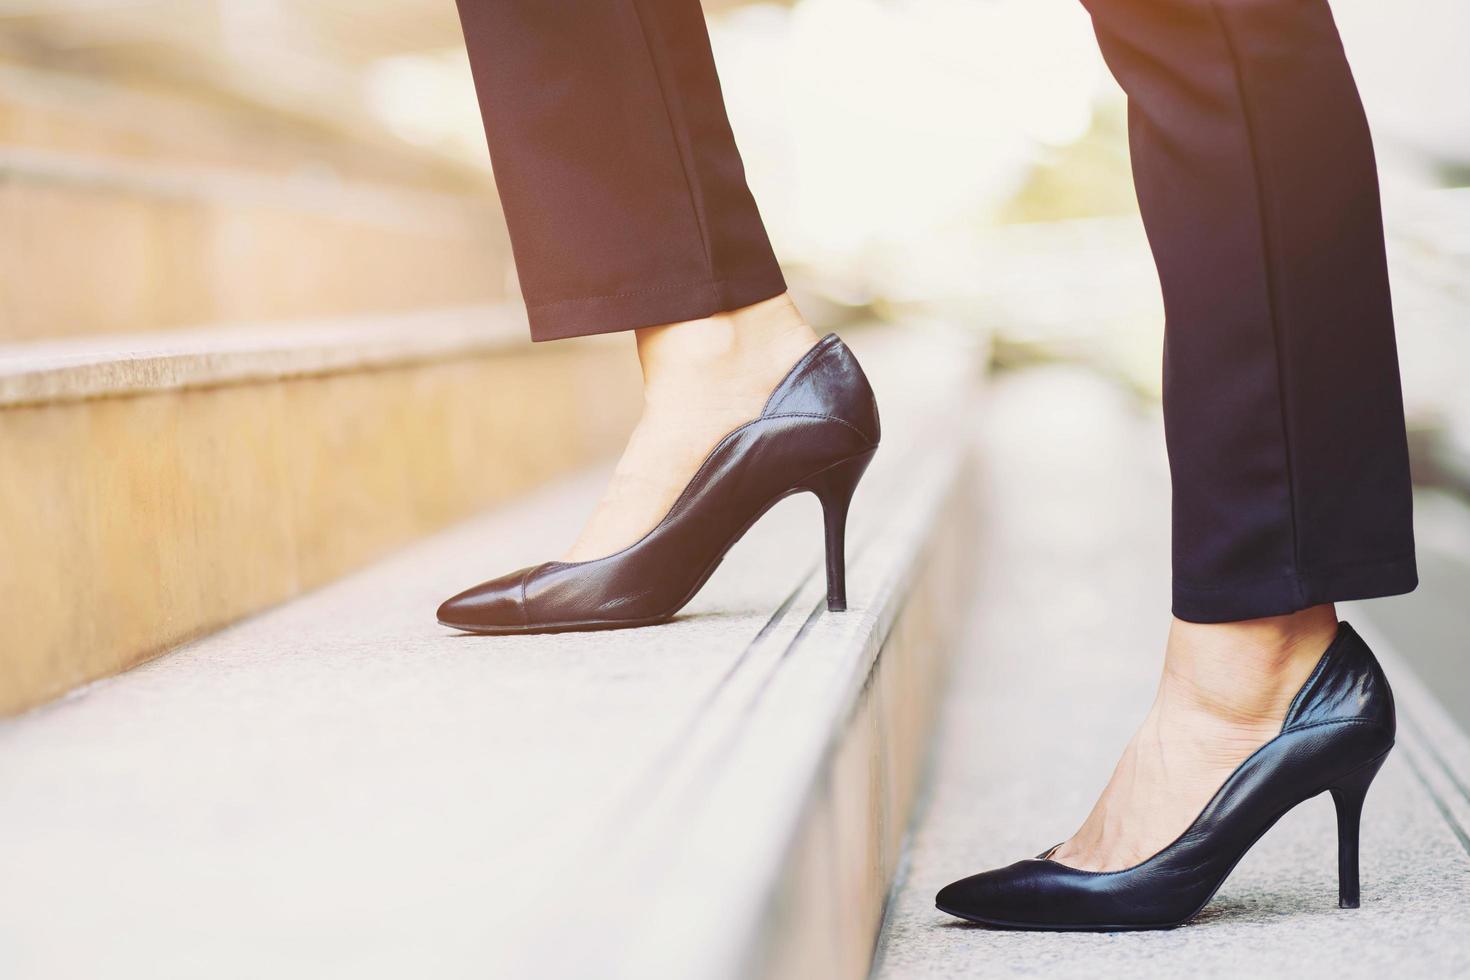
437;334;880;634
936;622;1396;930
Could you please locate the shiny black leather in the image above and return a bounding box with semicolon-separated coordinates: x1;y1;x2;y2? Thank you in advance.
936;622;1396;930
438;334;880;633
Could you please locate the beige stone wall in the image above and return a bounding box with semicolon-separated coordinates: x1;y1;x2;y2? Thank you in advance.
0;342;641;716
0;158;511;342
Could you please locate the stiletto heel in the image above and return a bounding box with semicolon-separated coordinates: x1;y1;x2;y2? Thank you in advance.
936;622;1398;930
438;334;881;634
1330;750;1389;909
803;449;876;612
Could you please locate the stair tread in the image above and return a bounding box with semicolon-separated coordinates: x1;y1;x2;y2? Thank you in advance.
0;58;488;192
0;331;980;978
0;144;494;227
0;145;511;344
0;305;530;405
0;306;642;716
871;368;1470;979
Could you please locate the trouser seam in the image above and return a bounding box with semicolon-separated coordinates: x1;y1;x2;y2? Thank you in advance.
623;0;718;285
1209;1;1305;609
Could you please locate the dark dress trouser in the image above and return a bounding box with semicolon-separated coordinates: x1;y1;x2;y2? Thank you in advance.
453;0;1417;625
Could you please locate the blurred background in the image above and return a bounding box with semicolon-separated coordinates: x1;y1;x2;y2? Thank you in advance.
1;0;1466;714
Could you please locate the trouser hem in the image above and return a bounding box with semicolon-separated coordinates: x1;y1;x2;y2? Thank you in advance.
1172;554;1418;623
525;269;787;342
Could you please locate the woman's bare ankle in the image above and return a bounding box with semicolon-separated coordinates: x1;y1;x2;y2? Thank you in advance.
1050;605;1341;871
560;294;819;563
634;293;820;405
1161;604;1338;727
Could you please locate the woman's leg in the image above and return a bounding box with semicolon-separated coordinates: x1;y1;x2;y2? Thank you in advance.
455;0;817;560
1091;0;1415;621
1053;0;1417;870
455;0;787;340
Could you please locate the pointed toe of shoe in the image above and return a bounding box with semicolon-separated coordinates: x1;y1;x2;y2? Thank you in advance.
437;568;531;632
935;869;1010;922
935;860;1074;927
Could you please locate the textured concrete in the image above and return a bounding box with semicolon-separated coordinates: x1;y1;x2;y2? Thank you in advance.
0;331;982;979
0;325;641;714
0;145;509;342
0;305;532;406
0;55;485;189
872;368;1470;980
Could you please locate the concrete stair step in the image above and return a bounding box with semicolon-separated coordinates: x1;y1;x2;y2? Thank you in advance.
0;4;474;170
0;307;642;715
0;146;511;342
871;368;1470;979
0;329;984;980
0;57;487;192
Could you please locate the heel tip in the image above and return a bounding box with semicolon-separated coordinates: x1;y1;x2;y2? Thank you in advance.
827;599;847;613
1339;899;1361;909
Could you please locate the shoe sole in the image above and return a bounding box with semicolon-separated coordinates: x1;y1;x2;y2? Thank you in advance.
437;614;673;635
933;903;1187;932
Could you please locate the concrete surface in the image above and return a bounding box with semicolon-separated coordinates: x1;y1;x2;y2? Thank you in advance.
0;315;641;714
0;305;535;407
0;143;509;343
0;330;981;979
872;367;1470;979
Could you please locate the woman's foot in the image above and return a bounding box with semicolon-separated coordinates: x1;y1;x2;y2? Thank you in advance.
1047;604;1339;872
561;293;821;563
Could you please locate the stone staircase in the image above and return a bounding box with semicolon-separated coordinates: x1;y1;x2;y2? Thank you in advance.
1;143;507;339
0;61;508;341
0;31;995;978
0;330;984;979
0;50;644;715
872;369;1470;980
0;39;993;980
0;311;642;715
3;14;1467;980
